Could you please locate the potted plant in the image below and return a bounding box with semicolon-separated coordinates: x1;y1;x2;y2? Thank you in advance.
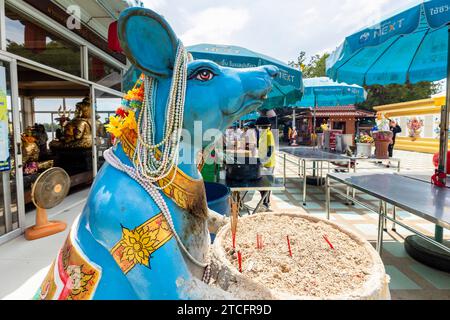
355;134;374;158
372;114;393;159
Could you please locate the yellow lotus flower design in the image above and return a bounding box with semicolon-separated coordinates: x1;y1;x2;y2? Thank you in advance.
120;225;160;268
110;214;173;274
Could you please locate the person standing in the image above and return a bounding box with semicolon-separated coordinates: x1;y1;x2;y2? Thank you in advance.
243;123;258;157
288;126;293;145
388;119;402;158
225;123;242;151
284;124;291;144
256;117;276;212
292;127;298;146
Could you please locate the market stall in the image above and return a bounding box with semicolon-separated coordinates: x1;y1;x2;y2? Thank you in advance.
219;173;286;215
294;106;375;151
216;139;287;215
289;77;368;147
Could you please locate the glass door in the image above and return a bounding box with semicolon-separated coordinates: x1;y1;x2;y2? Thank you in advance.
0;55;25;244
91;86;122;176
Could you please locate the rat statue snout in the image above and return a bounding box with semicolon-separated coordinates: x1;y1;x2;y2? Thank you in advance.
264;65;280;79
261;65;279;98
243;65;279;101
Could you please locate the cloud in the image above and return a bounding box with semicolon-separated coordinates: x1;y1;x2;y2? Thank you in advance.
140;0;167;11
180;7;250;46
138;0;417;64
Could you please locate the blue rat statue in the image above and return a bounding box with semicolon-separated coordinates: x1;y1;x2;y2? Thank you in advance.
34;7;278;300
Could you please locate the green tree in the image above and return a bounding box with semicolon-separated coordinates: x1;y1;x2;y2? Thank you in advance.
302;53;330;78
289;51;442;110
357;82;441;111
288;51;306;71
289;52;329;78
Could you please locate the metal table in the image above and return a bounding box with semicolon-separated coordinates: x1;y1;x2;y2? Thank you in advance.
280;146;351;206
325;172;450;254
219;175;286;215
342;157;402;204
398;172;450;188
351;157;401;173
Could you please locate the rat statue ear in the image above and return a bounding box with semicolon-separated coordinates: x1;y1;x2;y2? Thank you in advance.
118;7;178;78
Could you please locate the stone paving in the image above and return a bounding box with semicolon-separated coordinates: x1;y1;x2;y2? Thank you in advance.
239;148;450;300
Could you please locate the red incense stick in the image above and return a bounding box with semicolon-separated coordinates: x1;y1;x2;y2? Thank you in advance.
237;251;242;273
256;234;263;249
323;235;334;249
286;235;293;257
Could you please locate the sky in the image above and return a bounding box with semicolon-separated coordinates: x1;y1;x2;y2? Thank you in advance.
140;0;418;64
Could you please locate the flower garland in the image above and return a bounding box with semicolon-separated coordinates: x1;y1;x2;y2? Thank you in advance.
105;75;144;141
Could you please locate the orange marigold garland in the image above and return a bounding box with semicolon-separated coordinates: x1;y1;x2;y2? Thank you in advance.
122;74;145;110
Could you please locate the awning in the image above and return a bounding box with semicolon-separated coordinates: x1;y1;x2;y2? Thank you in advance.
299;106;375;118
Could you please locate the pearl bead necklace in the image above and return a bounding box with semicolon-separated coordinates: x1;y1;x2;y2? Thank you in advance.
108;42;211;281
132;42;187;188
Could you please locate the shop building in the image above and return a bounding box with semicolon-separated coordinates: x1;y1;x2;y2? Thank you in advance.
294;106;375;145
0;0;141;244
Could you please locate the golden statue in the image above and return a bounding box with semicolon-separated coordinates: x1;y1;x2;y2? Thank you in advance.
50;98;94;149
22;127;40;164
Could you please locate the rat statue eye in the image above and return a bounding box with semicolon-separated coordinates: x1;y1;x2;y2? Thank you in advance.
194;69;215;82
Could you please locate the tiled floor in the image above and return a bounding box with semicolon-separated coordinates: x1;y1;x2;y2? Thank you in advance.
238;148;450;300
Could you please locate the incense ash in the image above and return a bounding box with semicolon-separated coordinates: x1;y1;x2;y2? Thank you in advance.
222;214;373;298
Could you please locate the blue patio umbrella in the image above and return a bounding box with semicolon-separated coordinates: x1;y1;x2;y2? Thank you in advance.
290;77;367;134
294;77;367;107
187;44;304;110
327;0;449;87
326;0;449;245
239;111;260;122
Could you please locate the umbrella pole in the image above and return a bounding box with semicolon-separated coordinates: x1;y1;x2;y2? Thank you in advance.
291;109;298;146
434;25;450;243
313;94;318;149
313;107;317;136
313;95;318;178
293;109;296;130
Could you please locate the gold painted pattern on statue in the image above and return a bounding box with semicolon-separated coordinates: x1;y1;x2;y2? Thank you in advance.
111;213;173;274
